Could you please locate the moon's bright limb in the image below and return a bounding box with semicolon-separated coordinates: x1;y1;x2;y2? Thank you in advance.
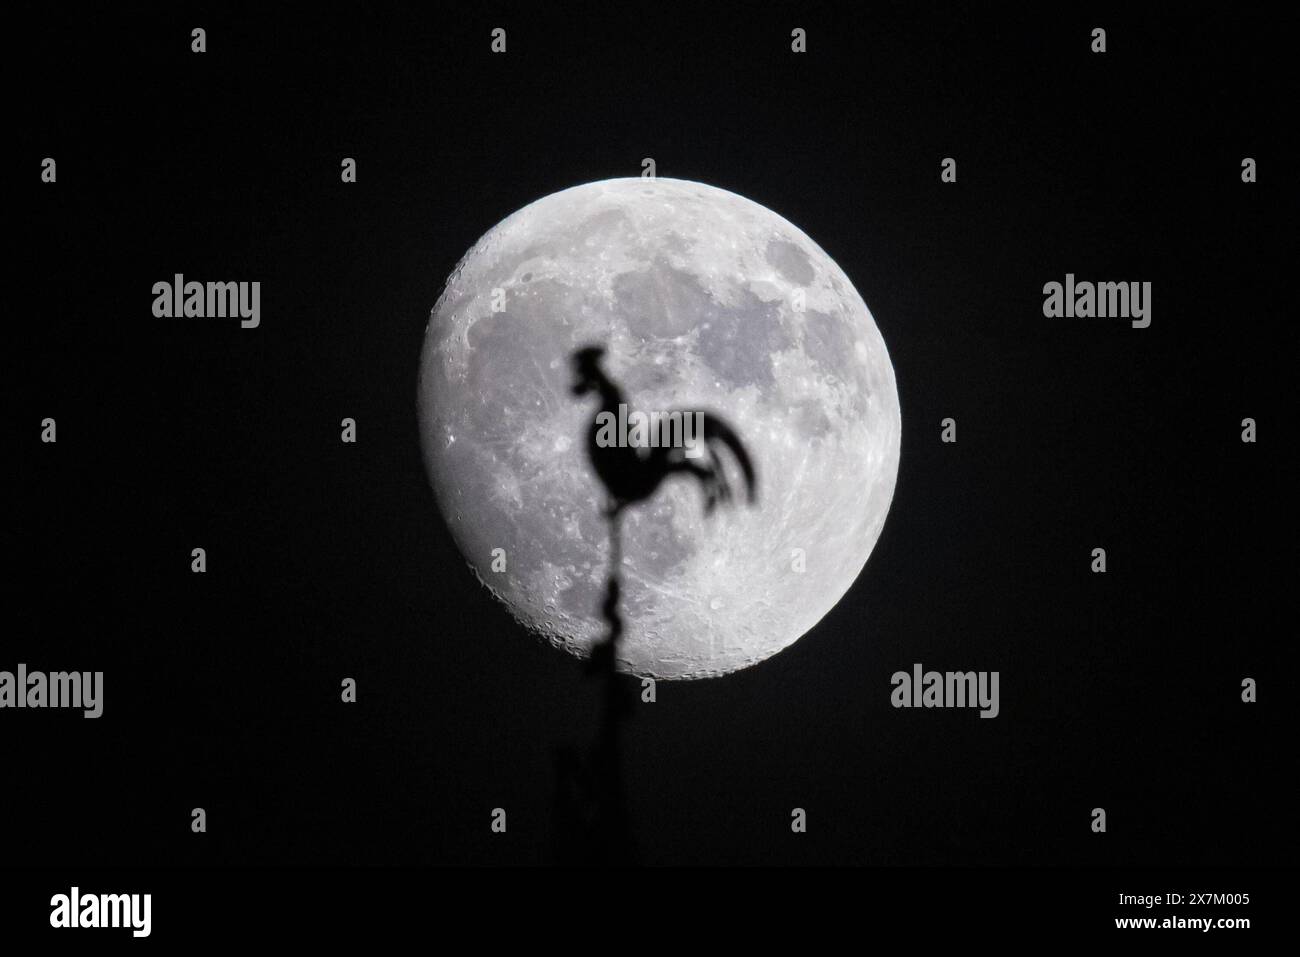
418;178;901;678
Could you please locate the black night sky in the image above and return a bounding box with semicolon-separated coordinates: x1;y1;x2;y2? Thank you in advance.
13;4;1291;875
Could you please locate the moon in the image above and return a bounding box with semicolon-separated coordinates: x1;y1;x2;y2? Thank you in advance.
418;177;901;678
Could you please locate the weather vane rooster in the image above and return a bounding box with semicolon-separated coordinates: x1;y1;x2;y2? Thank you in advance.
553;343;758;863
570;345;757;518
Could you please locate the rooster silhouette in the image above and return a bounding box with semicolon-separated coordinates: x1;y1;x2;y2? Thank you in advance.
554;343;757;864
570;345;757;516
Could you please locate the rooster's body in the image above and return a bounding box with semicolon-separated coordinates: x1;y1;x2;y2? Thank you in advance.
571;346;757;516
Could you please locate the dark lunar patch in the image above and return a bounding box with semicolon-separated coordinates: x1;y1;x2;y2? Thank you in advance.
612;261;717;339
462;308;560;438
791;397;833;439
695;288;790;390
765;238;816;285
632;506;696;579
802;308;859;385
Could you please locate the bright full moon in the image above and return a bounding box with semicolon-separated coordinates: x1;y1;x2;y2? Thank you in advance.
418;178;901;678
